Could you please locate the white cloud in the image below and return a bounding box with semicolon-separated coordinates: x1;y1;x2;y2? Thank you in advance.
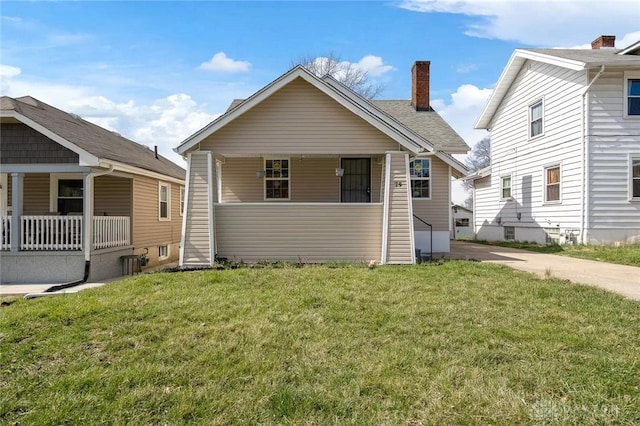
199;52;251;73
0;71;217;166
355;55;395;76
399;0;640;47
432;84;493;204
0;64;21;78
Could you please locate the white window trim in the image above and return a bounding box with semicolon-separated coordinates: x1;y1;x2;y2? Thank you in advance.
179;186;185;216
409;157;432;200
528;98;544;140
630;154;640;201
504;226;515;241
623;71;640;118
158;182;171;221
49;173;83;213
158;244;169;260
543;164;562;204
263;157;291;201
500;174;513;201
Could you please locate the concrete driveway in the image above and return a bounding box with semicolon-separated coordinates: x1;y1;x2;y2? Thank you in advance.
448;241;640;301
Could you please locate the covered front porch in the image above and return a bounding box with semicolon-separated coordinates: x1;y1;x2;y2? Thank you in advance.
181;150;421;265
0;166;133;283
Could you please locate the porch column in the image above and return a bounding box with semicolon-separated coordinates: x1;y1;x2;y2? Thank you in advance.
10;172;23;252
83;172;94;260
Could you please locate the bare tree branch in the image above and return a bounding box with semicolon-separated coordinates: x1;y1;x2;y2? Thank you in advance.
291;53;383;99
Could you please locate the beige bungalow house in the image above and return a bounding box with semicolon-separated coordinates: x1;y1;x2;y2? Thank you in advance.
175;62;468;265
0;96;185;284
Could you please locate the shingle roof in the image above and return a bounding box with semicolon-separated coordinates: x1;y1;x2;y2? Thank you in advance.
522;48;640;66
1;96;185;180
371;100;468;153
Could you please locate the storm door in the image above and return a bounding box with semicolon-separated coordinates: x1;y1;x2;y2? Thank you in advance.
340;158;371;203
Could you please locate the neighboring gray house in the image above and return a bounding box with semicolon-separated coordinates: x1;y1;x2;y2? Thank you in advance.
175;63;469;266
469;35;640;245
451;204;473;239
1;96;185;284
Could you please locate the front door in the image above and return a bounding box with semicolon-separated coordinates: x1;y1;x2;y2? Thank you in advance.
341;158;371;202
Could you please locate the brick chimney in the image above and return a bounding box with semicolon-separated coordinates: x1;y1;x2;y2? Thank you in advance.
591;35;616;49
411;61;431;111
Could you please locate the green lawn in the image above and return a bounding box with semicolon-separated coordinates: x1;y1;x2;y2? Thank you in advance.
1;263;639;425
470;240;640;267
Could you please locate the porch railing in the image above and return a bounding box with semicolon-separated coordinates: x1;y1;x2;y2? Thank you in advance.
21;215;83;250
1;216;10;250
93;216;130;249
13;215;131;251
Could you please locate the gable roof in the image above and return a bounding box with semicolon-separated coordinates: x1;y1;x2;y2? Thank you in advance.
175;66;469;174
1;96;185;181
475;42;640;129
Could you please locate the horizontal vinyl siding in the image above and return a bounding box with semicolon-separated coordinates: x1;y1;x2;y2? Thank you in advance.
94;175;132;217
386;153;413;264
23;173;50;214
199;78;401;155
587;69;640;234
215;203;383;262
182;152;212;264
479;60;585;236
412;157;449;231
132;175;182;260
221;156;385;203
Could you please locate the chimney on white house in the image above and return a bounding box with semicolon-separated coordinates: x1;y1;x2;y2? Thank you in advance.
411;61;431;111
591;35;616;49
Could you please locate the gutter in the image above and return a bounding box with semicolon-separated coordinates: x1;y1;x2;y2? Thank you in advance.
580;65;605;244
25;165;115;299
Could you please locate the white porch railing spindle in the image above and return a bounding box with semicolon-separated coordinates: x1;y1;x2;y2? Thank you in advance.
92;216;130;249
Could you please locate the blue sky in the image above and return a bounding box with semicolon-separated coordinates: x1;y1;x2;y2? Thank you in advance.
1;1;639;202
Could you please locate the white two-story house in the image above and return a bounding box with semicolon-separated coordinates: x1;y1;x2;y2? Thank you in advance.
470;35;640;245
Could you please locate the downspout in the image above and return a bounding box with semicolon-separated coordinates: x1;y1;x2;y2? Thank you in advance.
580;65;605;244
26;165;115;299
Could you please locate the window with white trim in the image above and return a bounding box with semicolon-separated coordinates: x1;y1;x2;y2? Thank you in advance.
632;157;640;199
409;158;430;199
529;100;543;138
625;72;640;116
455;218;470;227
57;179;83;215
504;226;515;240
158;245;169;260
544;165;561;203
544;228;560;245
159;183;170;220
501;176;512;200
180;187;185;216
265;159;289;200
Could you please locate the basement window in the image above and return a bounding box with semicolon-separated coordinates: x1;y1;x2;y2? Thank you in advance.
158;245;169;260
504;226;515;241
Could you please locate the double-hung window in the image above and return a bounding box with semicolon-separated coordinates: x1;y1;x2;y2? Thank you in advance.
409;158;430;199
501;176;512;200
530;100;543;138
625;72;640;117
159;183;170;220
265;158;289;200
180;187;185;216
57;179;83;215
632;157;640;200
544;165;561;203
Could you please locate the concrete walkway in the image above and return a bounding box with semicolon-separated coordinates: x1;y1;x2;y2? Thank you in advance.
0;282;107;297
447;241;640;301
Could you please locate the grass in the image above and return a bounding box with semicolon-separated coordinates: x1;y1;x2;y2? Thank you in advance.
1;263;639;425
470;240;640;267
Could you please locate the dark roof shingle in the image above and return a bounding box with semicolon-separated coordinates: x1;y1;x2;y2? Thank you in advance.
1;96;185;180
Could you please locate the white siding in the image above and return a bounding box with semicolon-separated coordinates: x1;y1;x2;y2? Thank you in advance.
475;60;586;243
587;68;640;243
181;152;213;265
214;203;383;263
